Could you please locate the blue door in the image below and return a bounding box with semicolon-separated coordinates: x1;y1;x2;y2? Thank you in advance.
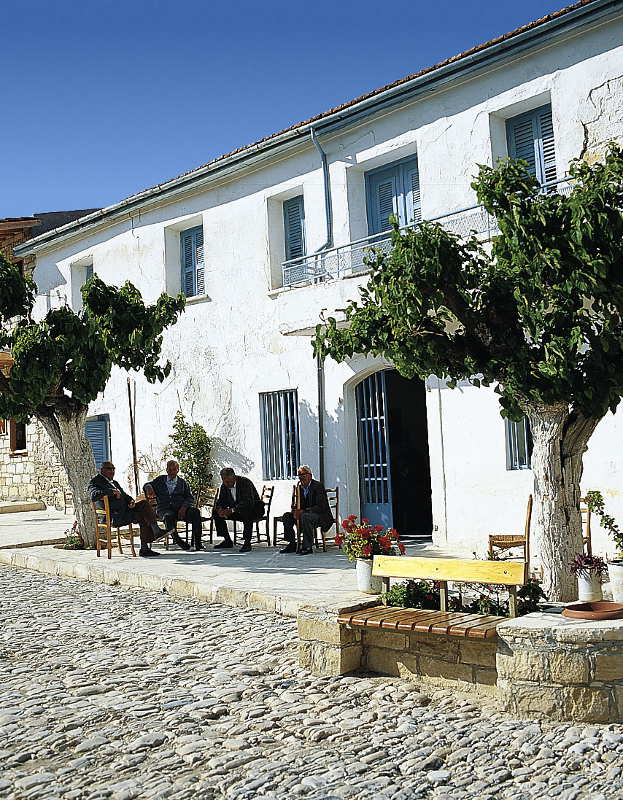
355;371;393;527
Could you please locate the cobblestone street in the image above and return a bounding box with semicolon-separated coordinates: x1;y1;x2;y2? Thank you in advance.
1;566;622;800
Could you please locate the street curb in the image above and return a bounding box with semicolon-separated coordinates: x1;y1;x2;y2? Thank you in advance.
0;538;65;550
0;548;339;618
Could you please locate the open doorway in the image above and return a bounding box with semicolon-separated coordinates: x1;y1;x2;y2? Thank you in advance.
355;369;432;538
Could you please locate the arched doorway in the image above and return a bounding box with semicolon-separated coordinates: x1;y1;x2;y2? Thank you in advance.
355;369;433;538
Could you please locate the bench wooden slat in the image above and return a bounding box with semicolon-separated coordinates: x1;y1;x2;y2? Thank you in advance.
337;607;396;626
372;555;526;586
338;607;505;639
365;608;428;629
429;612;486;634
447;615;505;638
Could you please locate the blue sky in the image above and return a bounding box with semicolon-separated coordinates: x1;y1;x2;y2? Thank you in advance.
2;0;568;218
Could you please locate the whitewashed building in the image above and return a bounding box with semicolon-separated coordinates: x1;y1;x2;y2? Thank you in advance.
14;0;623;557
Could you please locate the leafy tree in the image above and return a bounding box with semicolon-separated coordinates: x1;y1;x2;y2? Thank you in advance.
314;144;623;601
0;258;185;545
167;410;214;506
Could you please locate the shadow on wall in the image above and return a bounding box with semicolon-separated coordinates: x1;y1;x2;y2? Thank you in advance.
210;436;254;477
297;396;348;510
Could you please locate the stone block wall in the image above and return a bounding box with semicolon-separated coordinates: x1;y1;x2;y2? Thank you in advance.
0;420;70;507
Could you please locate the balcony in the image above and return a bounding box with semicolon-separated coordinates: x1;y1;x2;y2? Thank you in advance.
281;178;572;288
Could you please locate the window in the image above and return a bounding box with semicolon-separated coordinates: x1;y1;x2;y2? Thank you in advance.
506;104;556;186
180;226;205;297
283;196;305;262
259;390;300;480
366;156;421;236
505;417;532;470
0;419;5;435
85;414;111;469
9;420;27;453
70;259;94;309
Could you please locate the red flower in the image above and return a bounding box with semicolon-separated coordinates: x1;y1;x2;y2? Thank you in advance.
362;518;369;524
362;544;372;557
374;525;384;532
335;534;343;546
398;542;406;554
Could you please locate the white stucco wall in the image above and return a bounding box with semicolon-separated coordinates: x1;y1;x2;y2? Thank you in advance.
29;14;623;557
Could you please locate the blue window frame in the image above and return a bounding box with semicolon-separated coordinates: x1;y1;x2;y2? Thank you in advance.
505;417;532;471
506;104;556;186
180;226;205;297
283;196;305;261
365;156;421;236
85;414;111;469
259;390;300;480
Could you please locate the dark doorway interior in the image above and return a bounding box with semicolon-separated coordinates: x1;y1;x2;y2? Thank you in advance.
385;370;433;538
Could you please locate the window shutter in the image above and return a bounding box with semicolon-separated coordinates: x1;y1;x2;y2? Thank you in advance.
181;229;196;296
404;159;422;224
85;264;93;282
283;196;305;261
506;105;556;186
85;416;110;469
367;170;398;235
195;227;205;295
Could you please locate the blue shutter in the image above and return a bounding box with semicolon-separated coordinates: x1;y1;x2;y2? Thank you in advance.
85;264;93;282
367;169;399;235
507;105;556;186
259;390;300;480
403;158;422;225
283;196;305;261
85;416;110;469
180;226;204;297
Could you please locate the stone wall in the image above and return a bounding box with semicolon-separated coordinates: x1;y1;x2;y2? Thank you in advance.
0;420;70;507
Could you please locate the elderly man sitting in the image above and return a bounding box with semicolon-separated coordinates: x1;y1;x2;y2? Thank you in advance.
212;467;264;553
279;464;334;555
144;460;204;551
88;461;164;558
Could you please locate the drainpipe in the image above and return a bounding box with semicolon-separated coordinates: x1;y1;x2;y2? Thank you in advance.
310;126;333;486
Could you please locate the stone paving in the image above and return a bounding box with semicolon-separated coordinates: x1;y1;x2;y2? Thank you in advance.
2;566;623;800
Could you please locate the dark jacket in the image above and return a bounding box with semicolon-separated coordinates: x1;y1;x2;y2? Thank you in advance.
215;475;264;520
293;479;334;532
144;474;194;517
88;473;134;527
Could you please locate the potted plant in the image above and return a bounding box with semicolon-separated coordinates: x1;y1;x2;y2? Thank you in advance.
335;515;405;593
585;490;623;602
569;553;608;602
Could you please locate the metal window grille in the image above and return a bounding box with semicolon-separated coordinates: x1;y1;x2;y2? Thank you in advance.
259;390;300;480
505;417;532;470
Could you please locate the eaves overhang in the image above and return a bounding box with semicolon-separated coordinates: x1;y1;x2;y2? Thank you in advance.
14;0;623;259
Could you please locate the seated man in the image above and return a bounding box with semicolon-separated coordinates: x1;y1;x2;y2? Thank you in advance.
144;460;203;551
212;467;264;553
88;461;164;558
280;465;334;555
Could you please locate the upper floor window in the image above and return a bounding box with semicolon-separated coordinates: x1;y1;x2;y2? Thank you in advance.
506;105;556;186
180;226;205;298
283;196;305;262
71;258;94;310
505;416;532;471
365;156;421;236
259;389;300;480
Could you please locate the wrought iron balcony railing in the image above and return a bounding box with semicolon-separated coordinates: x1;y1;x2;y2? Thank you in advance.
281;178;572;288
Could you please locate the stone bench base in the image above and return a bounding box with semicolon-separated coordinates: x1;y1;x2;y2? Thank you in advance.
298;603;623;723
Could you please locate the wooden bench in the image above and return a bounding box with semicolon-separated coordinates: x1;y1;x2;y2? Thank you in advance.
337;555;527;640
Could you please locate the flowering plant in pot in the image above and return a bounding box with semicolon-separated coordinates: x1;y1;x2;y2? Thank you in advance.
569;553;608;602
584;490;623;602
336;515;405;593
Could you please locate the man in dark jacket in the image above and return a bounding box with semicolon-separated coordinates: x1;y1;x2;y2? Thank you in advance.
88;461;164;558
144;460;203;551
212;467;264;553
280;465;334;555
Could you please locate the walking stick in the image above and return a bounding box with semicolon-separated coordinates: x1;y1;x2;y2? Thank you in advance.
295;483;302;551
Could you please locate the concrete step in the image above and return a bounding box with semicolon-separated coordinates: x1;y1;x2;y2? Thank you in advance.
0;501;46;515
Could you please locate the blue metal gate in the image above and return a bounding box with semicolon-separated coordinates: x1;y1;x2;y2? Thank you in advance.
355;370;393;527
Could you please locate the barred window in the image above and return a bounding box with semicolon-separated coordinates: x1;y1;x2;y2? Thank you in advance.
259;390;300;480
505;417;532;470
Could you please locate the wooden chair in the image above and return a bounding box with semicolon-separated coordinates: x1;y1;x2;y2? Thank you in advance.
63;490;73;514
249;485;274;545
488;494;532;566
580;497;592;556
93;495;137;559
162;487;218;550
314;487;340;552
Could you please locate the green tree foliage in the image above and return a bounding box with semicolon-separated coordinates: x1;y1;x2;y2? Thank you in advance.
314;144;623;601
167;410;214;507
0;259;186;543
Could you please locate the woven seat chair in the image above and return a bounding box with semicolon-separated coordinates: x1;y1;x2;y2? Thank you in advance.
488;494;533;566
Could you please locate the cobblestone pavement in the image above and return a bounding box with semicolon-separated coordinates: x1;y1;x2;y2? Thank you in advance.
1;566;622;800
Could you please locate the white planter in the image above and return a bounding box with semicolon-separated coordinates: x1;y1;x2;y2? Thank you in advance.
608;560;623;603
577;571;603;602
356;558;384;594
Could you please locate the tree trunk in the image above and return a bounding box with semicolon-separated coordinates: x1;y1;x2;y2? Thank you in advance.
38;403;97;547
524;402;602;602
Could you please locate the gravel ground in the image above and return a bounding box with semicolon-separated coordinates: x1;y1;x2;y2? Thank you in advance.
1;565;622;800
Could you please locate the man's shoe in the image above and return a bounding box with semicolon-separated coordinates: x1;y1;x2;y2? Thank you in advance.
139;548;161;558
172;533;190;551
194;543;207;551
279;544;297;554
239;542;252;553
297;548;313;555
214;540;234;549
150;524;168;542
